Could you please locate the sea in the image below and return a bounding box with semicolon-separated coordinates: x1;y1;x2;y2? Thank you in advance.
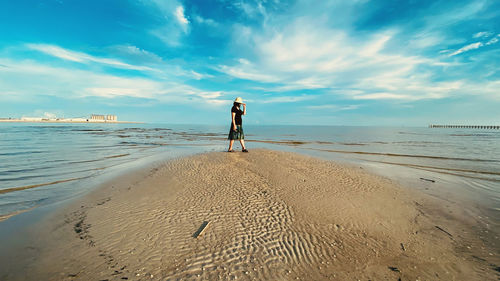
1;123;499;225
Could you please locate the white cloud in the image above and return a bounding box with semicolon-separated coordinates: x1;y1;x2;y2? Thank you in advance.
0;58;163;99
483;80;500;99
341;105;361;110
257;95;313;104
190;70;213;80
238;58;250;65
233;0;267;19
27;44;83;62
219;63;279;83
445;33;499;57
27;44;153;71
205;99;232;106
448;42;483;56
307;104;360;110
154;29;185;47
0;58;229;106
110;45;163;64
84;87;156;98
175;6;189;27
423;0;487;27
217;0;500;107
194;15;217;26
221;20;450;101
354;77;463;101
196;91;223;99
352;93;413;100
485;35;499;45
473;31;492;38
446;34;499;57
147;1;190;46
409;31;443;48
25;43;209;82
360;34;392;57
306;104;338;110
231;24;253;47
219;8;496;104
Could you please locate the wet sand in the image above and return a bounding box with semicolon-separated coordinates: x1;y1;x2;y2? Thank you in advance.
4;149;499;280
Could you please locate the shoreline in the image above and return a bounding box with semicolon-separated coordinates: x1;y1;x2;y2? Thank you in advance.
1;149;498;280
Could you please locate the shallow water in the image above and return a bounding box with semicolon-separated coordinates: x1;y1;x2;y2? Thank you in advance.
0;123;499;220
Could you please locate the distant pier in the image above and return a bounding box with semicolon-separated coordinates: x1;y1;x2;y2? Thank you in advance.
429;124;500;129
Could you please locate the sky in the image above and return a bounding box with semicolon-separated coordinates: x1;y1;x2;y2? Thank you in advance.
0;0;499;126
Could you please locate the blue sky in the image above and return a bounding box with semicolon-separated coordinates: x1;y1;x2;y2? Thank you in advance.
0;0;499;125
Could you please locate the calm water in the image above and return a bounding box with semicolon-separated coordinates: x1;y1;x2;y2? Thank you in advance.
1;123;499;220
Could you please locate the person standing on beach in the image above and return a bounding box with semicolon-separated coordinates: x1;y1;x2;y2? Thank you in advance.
228;97;248;152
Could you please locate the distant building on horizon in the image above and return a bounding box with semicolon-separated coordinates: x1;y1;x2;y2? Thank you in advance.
90;114;117;122
0;114;123;123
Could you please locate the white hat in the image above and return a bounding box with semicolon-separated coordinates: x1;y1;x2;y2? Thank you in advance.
234;97;243;103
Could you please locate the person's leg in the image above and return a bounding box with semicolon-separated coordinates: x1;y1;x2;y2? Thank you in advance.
238;125;247;151
239;139;247;151
228;140;234;151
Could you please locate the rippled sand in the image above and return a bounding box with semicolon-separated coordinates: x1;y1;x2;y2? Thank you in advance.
13;149;498;280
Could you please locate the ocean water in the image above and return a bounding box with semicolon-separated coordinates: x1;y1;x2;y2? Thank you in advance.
0;123;499;221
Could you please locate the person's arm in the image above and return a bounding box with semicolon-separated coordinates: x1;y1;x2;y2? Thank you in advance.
232;112;237;131
242;103;246;115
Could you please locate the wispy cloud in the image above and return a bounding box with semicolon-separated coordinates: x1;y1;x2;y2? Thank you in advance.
218;63;279;83
109;45;164;64
448;42;483;56
306;104;360;110
0;57;227;106
220;20;445;101
190;70;213;80
485;34;499;45
194;15;218;26
233;0;267;19
0;57;162;99
25;43;215;83
257;95;314;104
27;44;153;71
448;33;499;56
147;0;190;46
473;31;492;38
216;0;499;106
352;93;413;100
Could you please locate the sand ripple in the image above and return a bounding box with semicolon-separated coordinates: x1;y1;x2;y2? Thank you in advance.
27;149;499;280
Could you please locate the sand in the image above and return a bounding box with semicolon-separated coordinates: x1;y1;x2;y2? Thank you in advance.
6;149;499;280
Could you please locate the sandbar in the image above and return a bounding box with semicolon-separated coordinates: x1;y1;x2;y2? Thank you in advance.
3;149;498;280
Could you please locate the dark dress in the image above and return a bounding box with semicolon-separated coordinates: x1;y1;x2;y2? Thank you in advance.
228;105;244;140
